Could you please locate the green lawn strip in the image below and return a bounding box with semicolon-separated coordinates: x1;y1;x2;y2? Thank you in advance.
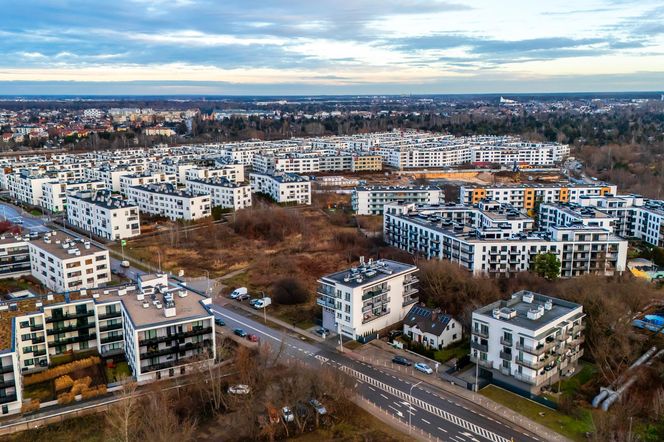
480;385;594;442
434;341;469;363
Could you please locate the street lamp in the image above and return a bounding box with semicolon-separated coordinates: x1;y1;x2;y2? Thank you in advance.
408;380;423;434
203;270;210;294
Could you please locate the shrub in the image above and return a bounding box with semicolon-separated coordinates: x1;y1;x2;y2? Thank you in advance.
81;385;107;400
54;375;74;391
20;400;40;414
71;376;92;395
271;277;310;305
24;356;101;386
57;392;75;405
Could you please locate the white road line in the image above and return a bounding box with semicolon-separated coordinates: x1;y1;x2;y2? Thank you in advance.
437;427;448;433
380;393;389;400
368;386;376;392
421;418;431;424
210;308;282;343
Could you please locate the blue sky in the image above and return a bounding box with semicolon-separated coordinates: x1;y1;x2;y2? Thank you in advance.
1;0;663;95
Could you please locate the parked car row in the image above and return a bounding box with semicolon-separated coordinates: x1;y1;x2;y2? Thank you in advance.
230;287;271;309
233;328;260;343
391;356;434;374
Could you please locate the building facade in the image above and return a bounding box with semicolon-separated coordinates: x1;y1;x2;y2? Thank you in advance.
66;190;141;240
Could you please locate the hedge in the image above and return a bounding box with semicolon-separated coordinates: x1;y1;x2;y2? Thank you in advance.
24;356;101;386
54;375;74;392
20;400;40;414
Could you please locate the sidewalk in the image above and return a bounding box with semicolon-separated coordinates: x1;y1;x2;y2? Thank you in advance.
348;340;572;442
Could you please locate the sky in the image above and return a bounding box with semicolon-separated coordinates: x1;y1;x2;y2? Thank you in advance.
1;0;663;95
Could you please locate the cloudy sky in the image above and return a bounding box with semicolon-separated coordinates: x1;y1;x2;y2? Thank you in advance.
1;0;663;95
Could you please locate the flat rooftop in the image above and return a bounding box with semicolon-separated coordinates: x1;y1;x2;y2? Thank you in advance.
320;258;417;288
355;185;440;192
70;189;137;210
29;231;107;260
131;183;208;198
474;290;583;334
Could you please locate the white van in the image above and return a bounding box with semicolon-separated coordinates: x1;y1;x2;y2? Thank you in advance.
253;297;271;309
230;287;248;299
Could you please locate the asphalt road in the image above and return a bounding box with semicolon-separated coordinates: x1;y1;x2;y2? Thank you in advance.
210;302;541;442
3;200;540;442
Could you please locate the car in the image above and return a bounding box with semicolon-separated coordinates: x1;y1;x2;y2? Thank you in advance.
314;327;330;336
215;317;225;326
309;399;327;415
247;334;259;342
392;356;412;366
414;362;433;374
281;406;294;423
233;328;247;337
236;293;250;301
228;384;250;395
120;260;130;268
248;298;260;307
229;287;248;299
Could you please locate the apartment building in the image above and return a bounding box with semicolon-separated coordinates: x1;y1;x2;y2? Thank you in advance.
184;164;245;184
27;232;111;292
119;172;176;197
66;190;141;240
127;183;211;221
6;171;52;206
539;203;617;233
249;172;311;205
316;258;419;340
471;291;584;394
459;182;617;210
186;177;251;211
352;185;443;215
252;153;382;174
383;202;627;277
0;235;31;279
40;179;106;213
0;273;216;415
84;166;137;192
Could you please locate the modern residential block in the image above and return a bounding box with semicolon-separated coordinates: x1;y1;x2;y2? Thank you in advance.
249;172;311;205
127;183;211;221
66;190;141;240
186;177;251;211
352;185;443;215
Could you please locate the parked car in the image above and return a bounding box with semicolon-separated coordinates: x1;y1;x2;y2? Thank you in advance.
230;287;248;299
314;327;330;336
120;260;130;268
248;298;260;307
309;399;327;415
236;292;250;301
414;362;433;374
228;384;250;395
247;334;259;342
234;328;247;337
392;356;412;366
253;297;271;309
281;406;294;423
214;317;225;326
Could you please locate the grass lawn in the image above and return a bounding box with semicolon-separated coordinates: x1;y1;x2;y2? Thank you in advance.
29;209;42;216
434;341;469;363
480;385;594;442
104;361;132;383
556;362;597;395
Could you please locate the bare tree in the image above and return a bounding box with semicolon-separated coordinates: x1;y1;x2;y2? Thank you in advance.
138;390;197;442
105;378;139;442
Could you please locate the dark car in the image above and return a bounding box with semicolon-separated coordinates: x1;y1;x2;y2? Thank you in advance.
234;328;247;337
215;317;225;326
247;334;259;342
315;327;330;336
392;356;412;366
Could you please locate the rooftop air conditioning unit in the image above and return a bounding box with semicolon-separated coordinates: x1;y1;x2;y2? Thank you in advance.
92;293;99;298
142;302;150;308
492;308;500;319
544;299;553;311
522;292;534;303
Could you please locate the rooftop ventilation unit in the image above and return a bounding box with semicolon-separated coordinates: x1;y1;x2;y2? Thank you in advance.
522;292;534;304
544;299;553;311
527;304;545;320
92;293;99;298
142;302;150;308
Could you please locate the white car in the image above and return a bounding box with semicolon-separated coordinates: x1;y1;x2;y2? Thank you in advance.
282;406;294;422
309;399;327;415
227;384;251;395
414;362;433;374
230;287;248;299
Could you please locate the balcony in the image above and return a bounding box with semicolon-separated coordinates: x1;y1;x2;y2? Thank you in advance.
499;351;513;361
0;366;14;374
472;328;489;339
470;341;488;352
362;287;389;301
362;308;391;324
46;310;95;323
99;322;123;332
515;355;554;371
513;372;537;385
500;337;513;347
139;326;213;347
0;394;17;404
499;365;511;376
140;340;210;360
470;356;493;369
316;297;336;309
52;333;97;346
0;379;16;389
101;334;123;344
516;340;555;356
33;350;46;357
47;322;96;335
30;324;44;331
402;296;419;307
31;336;45;344
98;310;122;320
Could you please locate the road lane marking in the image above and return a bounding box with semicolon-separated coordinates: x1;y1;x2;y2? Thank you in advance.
437;427;448;433
421;418;431;424
380;393;389;400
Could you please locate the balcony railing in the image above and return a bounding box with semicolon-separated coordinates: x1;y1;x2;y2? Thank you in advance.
52;333;97;346
0;366;14;374
316;297;336;309
472;329;489;339
46;310;94;323
500;337;513;347
499;351;513;361
98;311;122;320
515;354;554;371
0;394;17;404
31;336;45;344
470;341;488;352
402;296;419;307
362;287;389;301
0;379;16;389
470;355;493;369
362;308;391;324
139;326;213;347
47;322;96;335
513;372;537;385
100;335;123;344
139;340;210;360
30;324;44;331
99;322;123;332
515;340;555;356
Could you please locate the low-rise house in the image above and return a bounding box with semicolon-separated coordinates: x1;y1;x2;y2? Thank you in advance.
403;305;462;349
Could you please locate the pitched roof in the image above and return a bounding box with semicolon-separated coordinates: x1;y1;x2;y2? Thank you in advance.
404;304;454;336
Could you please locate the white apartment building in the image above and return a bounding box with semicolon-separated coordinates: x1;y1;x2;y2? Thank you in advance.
40;179;106;213
249;172;311;205
459;182;617;210
6;171;52;206
186;177;251;211
471;291;584;394
184;164;244;184
316;258;419;340
27;232;111;292
0;273;216;415
352;185;443;215
0;235;32;279
119;172;176;197
384;202;627;277
66;190;141;240
539;203;617;233
127;183;211;221
85;166;137;192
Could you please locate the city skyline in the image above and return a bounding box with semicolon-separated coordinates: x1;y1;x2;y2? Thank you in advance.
1;0;664;94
